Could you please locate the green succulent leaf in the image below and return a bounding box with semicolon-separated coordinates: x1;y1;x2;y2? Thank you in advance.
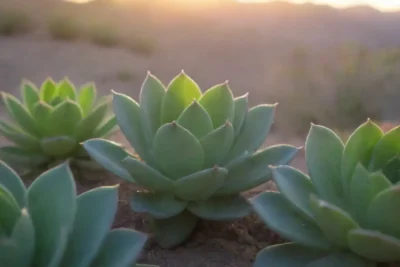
160;71;202;124
198;82;235;128
217;145;300;195
306;124;345;208
0;161;26;207
60;185;118;267
367;185;400;238
272;165;316;220
369;126;400;171
47;100;83;136
0;211;35;267
305;251;376;267
57;78;76;100
139;72;166;144
187;194;251;220
89;229;148;267
32;101;53;136
0;146;49;169
382;156;400;184
350;164;391;224
348;229;400;262
0;185;21;234
153;122;204;179
254;243;328;267
232;93;248;137
78;83;97;116
27;163;76;267
199;121;234;168
310;195;359;248
2;93;40;137
176;100;213;139
131;192;187;219
40;78;57;103
82;139;133;182
93;116;118;138
112;91;151;163
75;100;109;141
341;120;383;199
40;136;77;157
251;192;332;249
21;80;40;114
228;104;276;160
173;166;227;201
152;210;198;248
0;121;40;150
121;156;174;191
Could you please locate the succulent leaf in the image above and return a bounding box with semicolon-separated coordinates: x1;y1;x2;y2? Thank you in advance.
88;229;148;267
348;229;400;262
350;164;391;224
369;126;400;171
366;185;400;238
130;192;187;219
228;104;276;160
112;91;151;162
0;185;21;234
40;136;77;157
0;161;26;207
199;121;234;168
40;78;57;103
152;210;198;248
93;116;118;138
272;165;317;220
47;100;82;136
0;146;49;169
21;80;40;114
305;252;376;267
153;122;204;179
78;83;97;116
253;243;329;267
251;192;332;249
187;194;251;220
0;121;40;150
217;145;300;195
160;72;202;124
75;100;108;141
232;93;248;137
82;139;133;182
59;186;118;267
2;93;40;137
32;101;53;136
310;195;359;248
173;166;227;201
198;82;235;128
306;124;345;207
27;163;76;267
121;156;174;192
341;120;383;199
57;79;76;100
139;72;166;144
176;100;213;139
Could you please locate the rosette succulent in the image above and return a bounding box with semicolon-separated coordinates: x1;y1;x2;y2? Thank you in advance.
83;71;300;248
0;78;117;173
0;161;154;267
252;120;400;266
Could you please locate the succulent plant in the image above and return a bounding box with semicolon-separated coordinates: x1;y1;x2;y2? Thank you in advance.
251;120;400;267
83;71;300;248
0;161;154;267
0;78;117;174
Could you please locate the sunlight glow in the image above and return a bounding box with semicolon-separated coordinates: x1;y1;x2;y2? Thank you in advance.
237;0;400;12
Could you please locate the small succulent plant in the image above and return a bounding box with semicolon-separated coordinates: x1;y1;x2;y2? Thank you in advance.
0;161;153;267
251;120;400;266
83;71;300;248
0;78;117;174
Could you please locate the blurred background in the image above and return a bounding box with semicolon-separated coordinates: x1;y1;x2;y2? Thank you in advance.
1;0;400;140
